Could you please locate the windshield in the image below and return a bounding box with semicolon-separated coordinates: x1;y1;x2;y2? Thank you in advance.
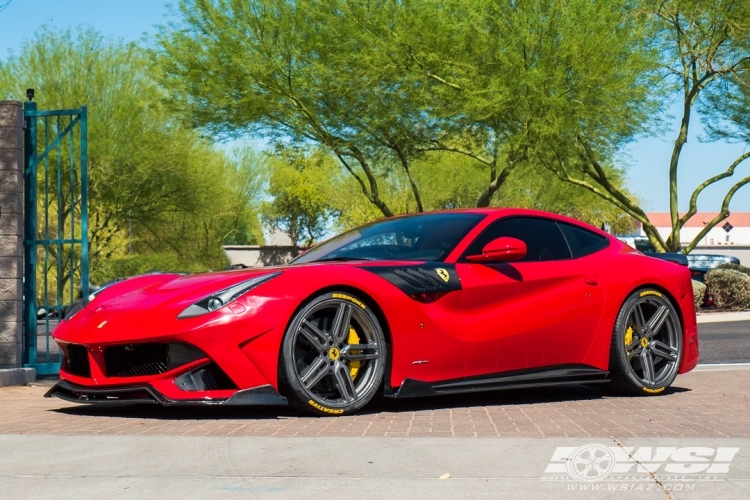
292;213;485;264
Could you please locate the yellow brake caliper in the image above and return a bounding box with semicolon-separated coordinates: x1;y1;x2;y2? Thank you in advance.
348;327;361;379
624;326;633;346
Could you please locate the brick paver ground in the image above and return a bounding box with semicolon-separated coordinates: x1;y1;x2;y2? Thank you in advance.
1;369;748;438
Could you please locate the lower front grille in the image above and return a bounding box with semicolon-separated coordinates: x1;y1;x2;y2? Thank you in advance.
64;344;91;377
104;342;205;377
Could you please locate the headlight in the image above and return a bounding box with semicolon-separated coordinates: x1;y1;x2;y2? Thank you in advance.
177;272;281;319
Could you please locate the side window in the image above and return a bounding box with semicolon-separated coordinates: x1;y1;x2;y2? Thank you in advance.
557;222;609;258
463;217;571;262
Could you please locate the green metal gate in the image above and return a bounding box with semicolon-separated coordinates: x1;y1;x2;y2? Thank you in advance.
23;99;89;376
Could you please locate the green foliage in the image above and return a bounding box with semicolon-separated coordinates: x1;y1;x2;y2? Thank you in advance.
360;150;638;232
692;279;706;309
705;269;750;310
156;0;644;220
0;27;263;284
717;263;750;278
261;149;339;246
539;0;750;253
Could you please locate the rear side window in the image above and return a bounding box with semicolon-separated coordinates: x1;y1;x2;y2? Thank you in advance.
463;217;572;261
557;222;609;258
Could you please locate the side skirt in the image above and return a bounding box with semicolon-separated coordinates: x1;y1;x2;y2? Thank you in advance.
391;365;610;398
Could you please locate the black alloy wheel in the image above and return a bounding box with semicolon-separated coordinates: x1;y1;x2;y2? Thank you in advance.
279;291;386;415
609;289;682;395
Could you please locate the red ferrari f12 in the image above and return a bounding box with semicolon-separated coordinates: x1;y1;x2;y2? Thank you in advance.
48;209;698;415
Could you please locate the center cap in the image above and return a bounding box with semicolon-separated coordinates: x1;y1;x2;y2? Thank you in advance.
328;347;340;361
641;337;649;348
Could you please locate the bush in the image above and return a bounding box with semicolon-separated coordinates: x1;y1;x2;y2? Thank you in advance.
704;269;750;310
692;280;706;309
717;262;750;277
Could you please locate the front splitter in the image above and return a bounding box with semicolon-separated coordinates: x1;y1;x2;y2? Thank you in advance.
45;380;288;406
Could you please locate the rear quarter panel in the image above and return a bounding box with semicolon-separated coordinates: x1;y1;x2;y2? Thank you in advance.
583;245;698;374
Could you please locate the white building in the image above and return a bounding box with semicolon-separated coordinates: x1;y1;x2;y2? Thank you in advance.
643;212;750;264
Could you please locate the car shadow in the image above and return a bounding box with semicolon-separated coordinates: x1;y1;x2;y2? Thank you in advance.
49;383;691;421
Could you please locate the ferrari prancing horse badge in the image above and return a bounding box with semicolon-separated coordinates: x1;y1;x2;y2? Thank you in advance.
435;268;450;283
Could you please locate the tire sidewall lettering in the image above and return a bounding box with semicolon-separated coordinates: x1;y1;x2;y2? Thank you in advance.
308;399;344;414
331;293;366;310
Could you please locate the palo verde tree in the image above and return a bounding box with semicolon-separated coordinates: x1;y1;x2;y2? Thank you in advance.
157;0;645;218
543;0;750;253
157;0;406;217
261;148;340;247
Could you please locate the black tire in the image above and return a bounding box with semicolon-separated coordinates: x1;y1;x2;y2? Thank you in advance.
609;288;683;396
279;291;387;416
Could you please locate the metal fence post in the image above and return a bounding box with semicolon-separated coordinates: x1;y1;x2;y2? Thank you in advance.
22;100;37;366
80;106;89;299
0;101;24;369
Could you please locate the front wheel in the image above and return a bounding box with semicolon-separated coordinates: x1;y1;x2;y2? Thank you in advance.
279;291;386;416
609;289;682;396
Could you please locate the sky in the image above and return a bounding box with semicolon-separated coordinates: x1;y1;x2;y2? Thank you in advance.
1;0;748;213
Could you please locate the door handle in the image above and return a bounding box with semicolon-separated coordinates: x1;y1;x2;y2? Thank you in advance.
584;275;598;286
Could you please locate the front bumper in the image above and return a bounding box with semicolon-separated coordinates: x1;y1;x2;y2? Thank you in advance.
45;380;288;406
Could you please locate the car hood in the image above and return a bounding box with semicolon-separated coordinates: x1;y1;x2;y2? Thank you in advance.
78;269;273;317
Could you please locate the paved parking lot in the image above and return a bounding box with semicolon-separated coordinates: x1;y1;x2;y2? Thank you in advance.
2;367;748;439
698;320;750;363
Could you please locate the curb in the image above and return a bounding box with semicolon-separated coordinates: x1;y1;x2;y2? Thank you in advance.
0;368;36;387
693;363;750;372
696;311;750;324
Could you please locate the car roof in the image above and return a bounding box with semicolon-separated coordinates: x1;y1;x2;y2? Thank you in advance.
389;207;611;238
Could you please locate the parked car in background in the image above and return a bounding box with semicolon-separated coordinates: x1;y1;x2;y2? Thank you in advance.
685;254;741;282
617;236;742;309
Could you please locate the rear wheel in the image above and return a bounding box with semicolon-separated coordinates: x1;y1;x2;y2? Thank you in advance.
609;289;682;395
279;291;386;415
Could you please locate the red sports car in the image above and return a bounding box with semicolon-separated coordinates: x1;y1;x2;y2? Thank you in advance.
47;209;699;415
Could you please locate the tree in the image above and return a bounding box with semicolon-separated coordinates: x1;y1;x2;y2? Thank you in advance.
0;26;263;287
158;0;647;221
261;148;339;247
544;0;750;253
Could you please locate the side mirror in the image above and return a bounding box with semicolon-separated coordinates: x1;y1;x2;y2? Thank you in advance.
466;237;527;263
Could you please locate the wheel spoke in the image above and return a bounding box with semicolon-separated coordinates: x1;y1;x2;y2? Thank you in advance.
633;304;647;334
646;305;669;338
640;349;655;384
341;343;379;361
332;360;357;403
627;345;642;361
650;340;678;362
299;320;331;352
331;303;353;345
625;337;641;351
299;356;331;389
